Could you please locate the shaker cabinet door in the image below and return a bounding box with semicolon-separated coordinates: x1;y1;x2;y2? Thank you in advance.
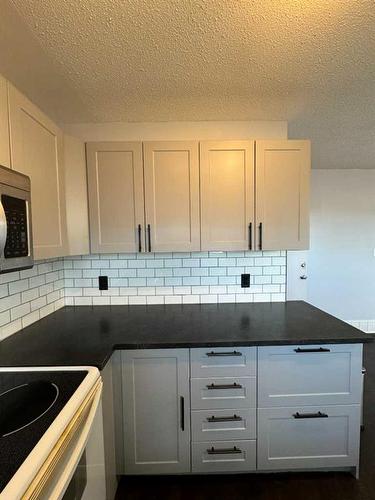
86;142;144;253
255;140;310;250
200;141;255;251
121;349;191;474
258;405;360;471
143;141;200;252
8;84;67;259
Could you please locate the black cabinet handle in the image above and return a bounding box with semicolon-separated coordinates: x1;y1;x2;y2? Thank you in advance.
207;414;243;423
180;396;185;431
206;351;242;357
259;222;263;250
147;224;151;252
294;347;331;353
207;446;242;455
293;411;328;419
206;383;242;390
248;222;252;250
137;224;142;252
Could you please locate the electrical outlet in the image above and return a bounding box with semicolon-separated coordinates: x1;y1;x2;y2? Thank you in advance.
241;274;250;288
98;276;108;291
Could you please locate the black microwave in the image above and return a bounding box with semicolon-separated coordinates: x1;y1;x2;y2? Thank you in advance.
0;165;33;273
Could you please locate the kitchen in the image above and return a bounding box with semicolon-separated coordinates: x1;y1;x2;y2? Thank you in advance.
0;1;374;499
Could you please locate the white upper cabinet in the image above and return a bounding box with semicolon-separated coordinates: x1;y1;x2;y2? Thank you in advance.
8;84;68;259
86;142;145;254
86;139;310;253
200;141;255;251
143;141;200;252
255;140;310;250
0;75;11;168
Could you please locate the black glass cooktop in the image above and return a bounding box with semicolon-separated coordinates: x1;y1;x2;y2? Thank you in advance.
0;370;87;493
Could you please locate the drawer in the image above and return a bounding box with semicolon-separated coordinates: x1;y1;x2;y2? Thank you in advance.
191;377;256;410
192;440;256;473
192;408;256;442
258;344;362;407
191;347;256;378
257;405;361;471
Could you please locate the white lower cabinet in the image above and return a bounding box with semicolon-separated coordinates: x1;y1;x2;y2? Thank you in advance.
119;344;363;477
121;349;190;474
192;440;257;473
257;405;361;471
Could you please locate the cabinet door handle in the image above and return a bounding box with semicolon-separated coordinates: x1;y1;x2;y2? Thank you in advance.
137;224;142;252
206;383;242;390
293;411;328;419
207;446;242;455
180;396;185;431
294;347;330;353
248;222;252;250
206;351;242;357
207;414;243;423
259;222;263;250
147;224;151;252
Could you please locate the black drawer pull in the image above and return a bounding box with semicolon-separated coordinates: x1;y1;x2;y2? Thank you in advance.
206;383;243;390
293;411;328;419
207;446;242;455
207;414;243;423
294;347;331;353
206;351;242;357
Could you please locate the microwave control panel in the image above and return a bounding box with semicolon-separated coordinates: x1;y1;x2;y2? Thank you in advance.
2;195;29;258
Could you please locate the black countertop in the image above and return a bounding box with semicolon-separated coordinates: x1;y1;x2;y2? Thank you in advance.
0;301;371;370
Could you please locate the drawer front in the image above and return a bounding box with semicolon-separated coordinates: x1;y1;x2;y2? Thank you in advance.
191;377;256;410
257;405;360;470
191;347;256;378
258;344;362;407
192;408;256;442
192;440;256;473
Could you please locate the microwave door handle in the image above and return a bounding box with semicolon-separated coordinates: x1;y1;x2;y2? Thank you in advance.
0;199;7;257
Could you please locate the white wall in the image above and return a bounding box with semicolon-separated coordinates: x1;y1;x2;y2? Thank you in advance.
63;120;287;142
303;169;375;321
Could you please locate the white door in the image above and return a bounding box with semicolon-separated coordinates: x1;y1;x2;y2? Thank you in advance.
121;349;191;474
255;140;310;250
8;84;68;259
143;141;200;252
286;250;309;300
86;142;145;253
200;141;255;251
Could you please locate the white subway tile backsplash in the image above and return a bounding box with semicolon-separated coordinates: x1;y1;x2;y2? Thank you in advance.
129;296;147;305
0;251;286;341
164;295;182;304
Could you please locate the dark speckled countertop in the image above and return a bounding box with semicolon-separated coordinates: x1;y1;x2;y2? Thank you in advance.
0;301;371;370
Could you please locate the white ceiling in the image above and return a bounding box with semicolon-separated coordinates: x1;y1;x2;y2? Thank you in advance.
1;0;375;168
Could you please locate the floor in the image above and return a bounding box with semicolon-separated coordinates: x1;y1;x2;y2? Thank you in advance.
115;342;375;500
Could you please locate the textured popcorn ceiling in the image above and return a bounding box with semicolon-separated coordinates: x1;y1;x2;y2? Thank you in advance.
1;0;375;168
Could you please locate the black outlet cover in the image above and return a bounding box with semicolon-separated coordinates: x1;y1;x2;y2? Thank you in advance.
98;276;108;291
241;274;250;288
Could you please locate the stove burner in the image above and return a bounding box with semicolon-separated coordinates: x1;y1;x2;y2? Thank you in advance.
0;380;59;437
